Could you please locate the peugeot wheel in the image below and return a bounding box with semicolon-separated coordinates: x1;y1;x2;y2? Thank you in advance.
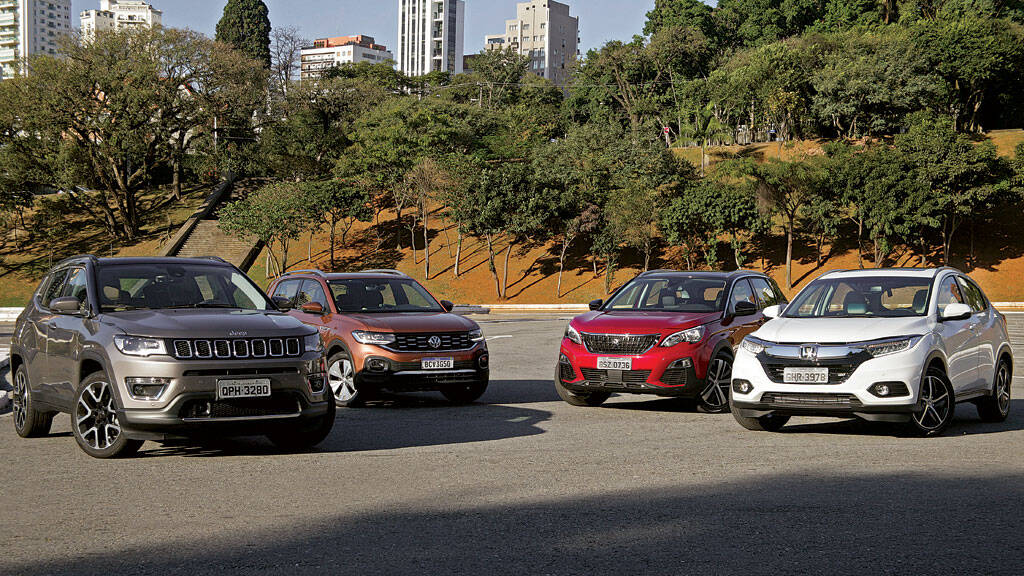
72;372;143;459
908;367;955;437
327;351;364;408
976;359;1012;423
12;365;54;438
554;371;610;407
697;355;732;414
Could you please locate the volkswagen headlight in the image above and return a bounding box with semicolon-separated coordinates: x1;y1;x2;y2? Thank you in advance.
351;331;397;346
113;335;167;357
863;336;922;357
469;329;485;342
564;324;582;345
739;336;766;355
661;326;705;347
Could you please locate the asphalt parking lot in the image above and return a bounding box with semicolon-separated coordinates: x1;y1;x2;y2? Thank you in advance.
2;314;1024;575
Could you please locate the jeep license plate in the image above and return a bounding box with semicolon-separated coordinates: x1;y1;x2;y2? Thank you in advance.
597;357;632;371
783;367;829;384
217;379;272;400
421;357;454;370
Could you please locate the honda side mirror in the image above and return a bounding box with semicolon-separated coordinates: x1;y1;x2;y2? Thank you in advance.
589;299;603;311
762;304;781;319
940;303;972;322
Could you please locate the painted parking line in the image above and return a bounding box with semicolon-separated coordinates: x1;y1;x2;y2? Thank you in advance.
486;335;514;342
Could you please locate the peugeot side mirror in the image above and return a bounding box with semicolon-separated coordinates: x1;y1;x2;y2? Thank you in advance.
589;299;603;311
50;296;83;315
273;296;293;311
762;304;782;319
440;300;455;313
300;302;325;315
940;302;972;322
734;301;758;317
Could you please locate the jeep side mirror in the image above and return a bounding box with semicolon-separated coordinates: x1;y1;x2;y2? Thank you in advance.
273;296;293;311
762;304;781;319
300;302;325;315
940;302;972;322
440;300;455;313
734;301;758;317
50;296;83;315
589;299;603;311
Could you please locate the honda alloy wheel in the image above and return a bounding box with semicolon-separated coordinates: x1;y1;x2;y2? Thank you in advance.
909;368;955;437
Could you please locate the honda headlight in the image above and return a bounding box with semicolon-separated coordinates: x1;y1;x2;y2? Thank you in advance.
351;331;397;346
469;329;485;342
863;336;922;357
304;332;323;353
113;335;167;357
564;324;582;345
661;326;705;347
739;336;766;355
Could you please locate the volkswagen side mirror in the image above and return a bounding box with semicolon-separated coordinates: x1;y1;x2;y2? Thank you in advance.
440;300;455;313
300;302;325;315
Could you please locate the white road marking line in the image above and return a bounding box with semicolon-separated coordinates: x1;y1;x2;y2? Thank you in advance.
486;335;514;341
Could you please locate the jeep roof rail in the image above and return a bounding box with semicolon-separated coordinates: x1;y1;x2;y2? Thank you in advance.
281;269;327;278
361;269;409;277
53;254;99;268
202;256;228;264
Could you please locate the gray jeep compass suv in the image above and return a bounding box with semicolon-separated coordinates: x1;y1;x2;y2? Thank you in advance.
10;256;335;458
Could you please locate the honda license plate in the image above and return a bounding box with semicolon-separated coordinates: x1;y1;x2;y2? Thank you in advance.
783;367;829;384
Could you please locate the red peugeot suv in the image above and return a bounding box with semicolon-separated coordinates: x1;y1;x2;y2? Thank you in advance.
556;270;787;412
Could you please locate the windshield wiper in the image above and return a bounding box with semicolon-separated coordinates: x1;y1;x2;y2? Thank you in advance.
163;303;240;309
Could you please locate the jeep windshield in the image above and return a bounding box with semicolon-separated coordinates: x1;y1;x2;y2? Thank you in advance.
329;279;443;313
784;277;932;318
605;277;727;313
97;264;273;312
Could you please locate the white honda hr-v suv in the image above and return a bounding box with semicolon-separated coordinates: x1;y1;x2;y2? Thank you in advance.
730;268;1013;436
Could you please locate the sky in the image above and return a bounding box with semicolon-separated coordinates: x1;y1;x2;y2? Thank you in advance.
69;0;681;55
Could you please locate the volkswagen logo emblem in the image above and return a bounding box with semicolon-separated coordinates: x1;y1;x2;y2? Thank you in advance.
428;336;442;349
800;345;819;361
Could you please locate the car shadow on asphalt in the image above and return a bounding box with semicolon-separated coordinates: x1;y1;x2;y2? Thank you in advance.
776;399;1024;437
11;471;1024;575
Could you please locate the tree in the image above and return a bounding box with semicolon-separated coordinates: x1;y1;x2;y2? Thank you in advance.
270;26;309;94
644;0;719;40
302;180;373;271
679;105;735;175
219;181;312;275
216;0;272;68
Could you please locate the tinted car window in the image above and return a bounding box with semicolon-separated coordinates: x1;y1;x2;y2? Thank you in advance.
784;277;932;318
749;277;779;308
60;267;89;310
272;279;302;305
731;279;756;309
329;279;442;313
41;268;70;308
605;277;727;313
956;277;987;312
935;277;965;310
96;264;272;311
297;280;330;310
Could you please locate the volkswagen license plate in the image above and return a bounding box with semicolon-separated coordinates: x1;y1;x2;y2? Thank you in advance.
422;357;454;370
217;378;272;400
597;357;632;371
783;367;829;384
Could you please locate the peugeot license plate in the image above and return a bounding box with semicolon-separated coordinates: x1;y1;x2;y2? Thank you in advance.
783;367;829;384
422;357;454;370
597;357;632;371
217;378;272;400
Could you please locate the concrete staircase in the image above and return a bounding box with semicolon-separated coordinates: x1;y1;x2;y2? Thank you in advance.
176;220;259;269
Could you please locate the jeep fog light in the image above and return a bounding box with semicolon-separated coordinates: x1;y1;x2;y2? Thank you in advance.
307;375;326;394
732;379;752;395
126;377;171;400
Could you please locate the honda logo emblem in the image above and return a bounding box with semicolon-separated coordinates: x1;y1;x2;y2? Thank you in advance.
800;345;819;361
428;336;442;349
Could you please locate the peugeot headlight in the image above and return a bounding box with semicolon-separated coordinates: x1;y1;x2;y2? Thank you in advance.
351;331;397;346
304;332;324;353
661;326;705;347
564;324;582;345
739;336;766;355
113;335;167;357
863;336;922;357
469;329;485;342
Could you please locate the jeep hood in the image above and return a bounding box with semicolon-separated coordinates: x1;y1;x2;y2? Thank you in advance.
347;312;477;333
753;316;931;344
100;309;313;339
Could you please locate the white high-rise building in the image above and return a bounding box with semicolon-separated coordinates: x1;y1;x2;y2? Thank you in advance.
397;0;465;76
485;0;579;86
0;0;73;80
300;35;394;81
80;0;162;41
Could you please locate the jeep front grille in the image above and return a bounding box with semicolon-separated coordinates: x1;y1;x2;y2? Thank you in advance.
171;338;302;360
581;333;659;355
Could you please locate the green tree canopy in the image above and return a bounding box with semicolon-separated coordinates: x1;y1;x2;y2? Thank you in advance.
216;0;272;68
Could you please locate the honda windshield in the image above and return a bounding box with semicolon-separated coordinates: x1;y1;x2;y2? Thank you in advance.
783;277;932;318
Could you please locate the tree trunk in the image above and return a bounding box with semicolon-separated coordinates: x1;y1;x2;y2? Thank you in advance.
423;206;430;280
785;218;794;291
557;238;569;298
308;230;313;263
454;230;463;278
856;218;863;269
485;234;500;299
329;219;337;270
172;158;182;201
501;242;512;300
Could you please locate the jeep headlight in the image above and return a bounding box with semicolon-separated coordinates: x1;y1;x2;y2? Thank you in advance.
351;331;397;346
304;332;323;353
564;324;582;345
113;335;167;357
739;336;766;355
661;326;705;347
863;336;922;357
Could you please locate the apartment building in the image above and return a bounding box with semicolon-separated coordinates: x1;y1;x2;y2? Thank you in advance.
80;0;162;41
300;35;393;81
397;0;465;76
485;0;579;86
0;0;73;80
